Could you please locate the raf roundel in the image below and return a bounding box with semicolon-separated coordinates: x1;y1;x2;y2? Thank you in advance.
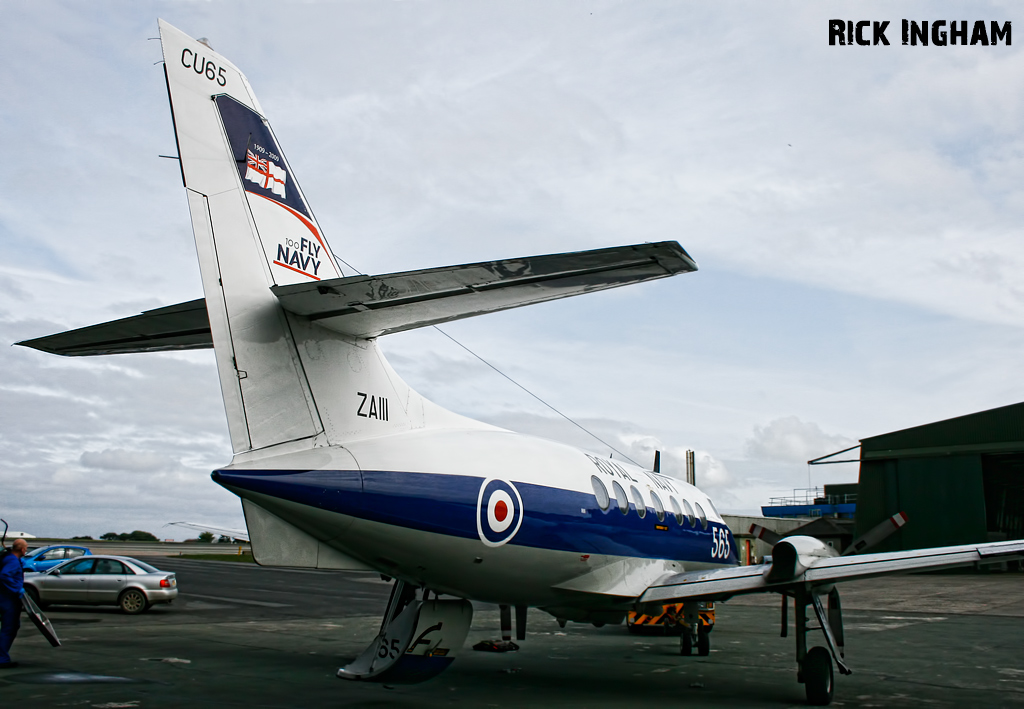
476;479;524;547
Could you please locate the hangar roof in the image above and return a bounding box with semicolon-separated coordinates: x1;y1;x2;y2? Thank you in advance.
860;401;1024;460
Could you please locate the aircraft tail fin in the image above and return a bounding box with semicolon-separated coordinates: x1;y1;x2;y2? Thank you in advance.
158;20;479;455
160;20;342;287
160;20;337;453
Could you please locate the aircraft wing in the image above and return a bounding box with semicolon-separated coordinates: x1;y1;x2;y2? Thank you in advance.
16;299;212;356
640;538;1024;604
272;241;696;338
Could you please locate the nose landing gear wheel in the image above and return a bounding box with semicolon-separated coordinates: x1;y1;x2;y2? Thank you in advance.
803;646;834;705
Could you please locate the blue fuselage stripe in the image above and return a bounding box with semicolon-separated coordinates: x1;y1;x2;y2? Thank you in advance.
211;468;737;564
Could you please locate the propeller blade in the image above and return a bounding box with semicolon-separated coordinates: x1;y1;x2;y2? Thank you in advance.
842;511;908;556
749;523;782;546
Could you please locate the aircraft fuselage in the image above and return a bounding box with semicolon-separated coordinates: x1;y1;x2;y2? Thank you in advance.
214;427;738;607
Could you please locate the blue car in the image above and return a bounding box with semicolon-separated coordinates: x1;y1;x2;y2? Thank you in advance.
21;545;92;572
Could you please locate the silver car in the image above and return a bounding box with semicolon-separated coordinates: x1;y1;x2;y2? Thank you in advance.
24;555;178;614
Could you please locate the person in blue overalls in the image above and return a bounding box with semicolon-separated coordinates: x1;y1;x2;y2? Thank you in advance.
0;538;28;669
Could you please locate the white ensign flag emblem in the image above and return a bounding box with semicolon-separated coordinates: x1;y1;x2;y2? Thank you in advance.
245;149;287;198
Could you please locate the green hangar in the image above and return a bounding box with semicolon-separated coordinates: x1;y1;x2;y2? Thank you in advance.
854;402;1024;552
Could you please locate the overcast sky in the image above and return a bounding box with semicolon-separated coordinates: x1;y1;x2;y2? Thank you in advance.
2;2;1022;539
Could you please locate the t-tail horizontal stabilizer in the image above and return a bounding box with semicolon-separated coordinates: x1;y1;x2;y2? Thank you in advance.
274;241;696;339
16;299;211;357
16;242;695;355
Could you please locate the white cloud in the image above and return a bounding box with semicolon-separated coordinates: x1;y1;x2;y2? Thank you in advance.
744;416;856;465
80;449;174;473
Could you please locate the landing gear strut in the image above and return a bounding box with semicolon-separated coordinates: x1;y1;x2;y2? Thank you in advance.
783;586;850;706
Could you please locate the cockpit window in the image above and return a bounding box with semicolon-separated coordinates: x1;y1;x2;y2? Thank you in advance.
694;502;708;530
706;498;721;518
612;481;629;515
650;491;666;522
591;476;610;511
630;486;647;518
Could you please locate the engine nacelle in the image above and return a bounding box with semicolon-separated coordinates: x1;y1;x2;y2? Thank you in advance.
764;535;838;583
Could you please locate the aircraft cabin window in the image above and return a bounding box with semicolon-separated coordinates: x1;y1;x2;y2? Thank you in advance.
630;486;647;518
612;481;629;515
669;496;683;525
591;476;610;511
694;502;708;530
650;491;666;522
682;499;696;527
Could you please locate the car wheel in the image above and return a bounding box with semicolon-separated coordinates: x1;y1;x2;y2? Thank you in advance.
25;586;49;610
119;589;149;615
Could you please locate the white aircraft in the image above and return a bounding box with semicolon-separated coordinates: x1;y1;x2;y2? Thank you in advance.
18;20;1024;705
164;522;249;543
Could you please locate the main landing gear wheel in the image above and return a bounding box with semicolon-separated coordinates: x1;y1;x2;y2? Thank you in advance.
697;630;710;656
803;646;834;706
680;628;710;656
119;589;149;615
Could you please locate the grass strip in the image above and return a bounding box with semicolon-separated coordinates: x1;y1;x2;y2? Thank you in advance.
177;553;256;563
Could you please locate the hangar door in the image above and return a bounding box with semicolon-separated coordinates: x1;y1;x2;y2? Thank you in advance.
856;455;987;551
983;453;1024;542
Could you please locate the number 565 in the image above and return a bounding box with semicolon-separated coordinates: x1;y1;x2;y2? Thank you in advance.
711;527;731;559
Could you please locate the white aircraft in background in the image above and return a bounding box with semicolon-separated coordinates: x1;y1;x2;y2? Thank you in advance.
164;522;249;543
18;20;1024;705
